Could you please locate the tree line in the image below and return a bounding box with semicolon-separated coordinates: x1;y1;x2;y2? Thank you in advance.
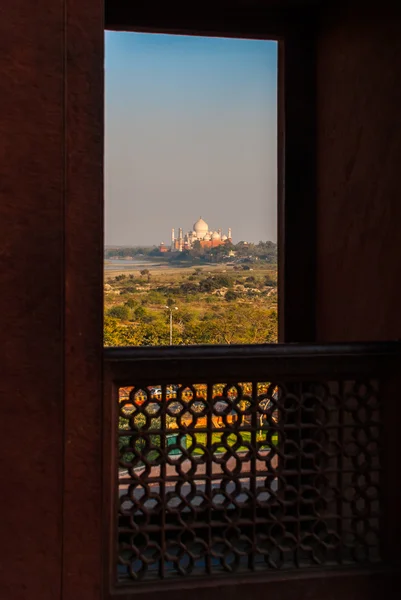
105;303;277;347
105;240;277;265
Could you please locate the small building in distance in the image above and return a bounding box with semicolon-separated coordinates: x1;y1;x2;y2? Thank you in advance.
159;217;232;252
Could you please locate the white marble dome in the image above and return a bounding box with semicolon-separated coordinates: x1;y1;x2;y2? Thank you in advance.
211;231;221;240
193;217;209;238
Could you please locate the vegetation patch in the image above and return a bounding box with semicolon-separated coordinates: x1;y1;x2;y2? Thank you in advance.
104;248;278;346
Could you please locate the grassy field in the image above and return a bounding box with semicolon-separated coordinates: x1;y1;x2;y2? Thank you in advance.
105;261;229;280
104;260;278;346
120;430;279;464
185;431;279;454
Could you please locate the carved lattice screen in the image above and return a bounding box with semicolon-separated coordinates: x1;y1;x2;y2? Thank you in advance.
115;376;381;583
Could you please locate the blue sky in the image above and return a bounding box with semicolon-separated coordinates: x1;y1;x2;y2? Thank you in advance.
105;32;277;245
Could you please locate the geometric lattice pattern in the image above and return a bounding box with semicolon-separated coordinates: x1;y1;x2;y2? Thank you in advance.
117;380;382;583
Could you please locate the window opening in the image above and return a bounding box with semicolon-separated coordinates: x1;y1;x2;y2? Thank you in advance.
104;32;278;347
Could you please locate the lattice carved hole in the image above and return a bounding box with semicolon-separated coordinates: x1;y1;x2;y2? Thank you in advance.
117;380;382;582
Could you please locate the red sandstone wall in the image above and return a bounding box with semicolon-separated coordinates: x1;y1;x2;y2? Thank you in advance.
0;2;103;599
0;3;65;598
316;5;401;341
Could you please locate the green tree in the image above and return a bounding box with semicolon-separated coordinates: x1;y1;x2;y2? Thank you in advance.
104;315;144;346
180;282;199;294
134;305;147;319
214;275;232;288
124;298;137;309
140;269;151;282
107;304;131;320
264;273;276;287
225;290;238;302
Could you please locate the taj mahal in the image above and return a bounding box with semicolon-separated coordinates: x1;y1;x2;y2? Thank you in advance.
159;217;232;252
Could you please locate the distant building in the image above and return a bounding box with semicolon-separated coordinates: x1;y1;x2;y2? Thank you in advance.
159;217;232;252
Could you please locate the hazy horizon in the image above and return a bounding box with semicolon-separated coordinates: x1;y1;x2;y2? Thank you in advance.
105;33;278;246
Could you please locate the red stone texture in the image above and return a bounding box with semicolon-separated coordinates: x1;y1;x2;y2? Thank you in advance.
0;2;65;599
0;1;103;599
62;1;104;599
316;5;401;341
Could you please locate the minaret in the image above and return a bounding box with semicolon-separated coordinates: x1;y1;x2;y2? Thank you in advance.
171;228;175;250
218;228;222;237
178;228;183;252
228;227;232;240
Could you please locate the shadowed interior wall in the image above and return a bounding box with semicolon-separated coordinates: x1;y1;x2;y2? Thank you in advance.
0;3;65;598
316;5;401;341
0;1;103;600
